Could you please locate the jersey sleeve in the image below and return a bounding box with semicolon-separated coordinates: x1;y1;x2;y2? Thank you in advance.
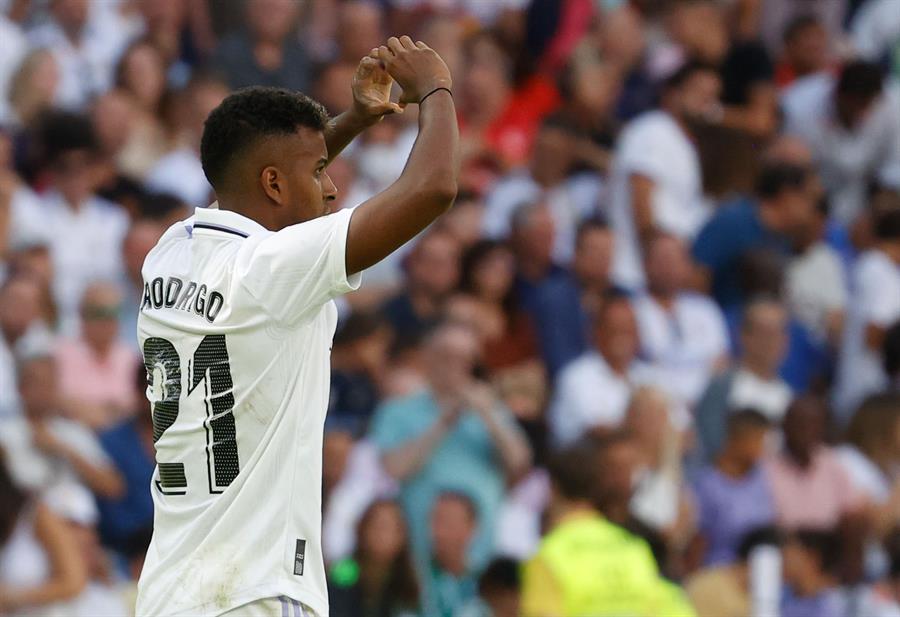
237;208;362;325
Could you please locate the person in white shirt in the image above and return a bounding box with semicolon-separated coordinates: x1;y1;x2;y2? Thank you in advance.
0;354;123;499
634;232;729;406
135;37;458;617
144;75;230;208
608;61;720;290
835;209;900;422
27;0;132;110
34;111;129;336
781;61;900;225
551;293;662;446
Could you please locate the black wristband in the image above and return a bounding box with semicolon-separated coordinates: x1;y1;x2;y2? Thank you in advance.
419;87;452;105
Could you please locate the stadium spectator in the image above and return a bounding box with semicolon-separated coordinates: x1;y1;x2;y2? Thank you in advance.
529;218;615;376
27;0;131;110
608;61;721;290
425;491;480;617
764;396;862;531
775;16;831;88
211;0;308;92
328;310;391;435
0;353;123;499
0;453;87;614
95;365;155;555
781;529;844;617
328;499;419;617
457;556;521;617
835;208;900;420
144;74;227;207
691;409;776;566
33;111;129;336
667;0;778;137
482;119;602;263
781;60;900;225
695;298;792;460
508;201;564;313
335;2;384;67
591;4;655;121
625;387;695;554
55;282;138;430
2;49;60;129
369;322;531;571
634;232;729;405
547;52;620;174
380;230;460;337
45;481;131;616
448;239;540;376
521;440;684;617
692;163;819;311
550;293;660;446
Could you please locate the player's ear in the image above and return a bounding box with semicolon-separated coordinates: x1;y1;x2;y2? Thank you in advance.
260;166;286;206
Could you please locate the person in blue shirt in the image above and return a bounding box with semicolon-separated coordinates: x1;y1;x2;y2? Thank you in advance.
368;321;532;574
96;369;155;554
692;162;819;312
530;219;623;378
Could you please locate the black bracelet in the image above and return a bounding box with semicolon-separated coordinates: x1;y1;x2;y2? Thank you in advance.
419;87;452;105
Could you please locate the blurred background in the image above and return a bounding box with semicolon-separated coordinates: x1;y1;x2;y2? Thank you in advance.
1;0;900;616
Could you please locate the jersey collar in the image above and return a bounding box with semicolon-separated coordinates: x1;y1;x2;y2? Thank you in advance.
191;202;269;238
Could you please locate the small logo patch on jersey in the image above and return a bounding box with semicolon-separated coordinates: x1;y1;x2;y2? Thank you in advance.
294;539;306;576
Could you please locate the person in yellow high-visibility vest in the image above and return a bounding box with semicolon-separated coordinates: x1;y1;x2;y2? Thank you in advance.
522;439;696;617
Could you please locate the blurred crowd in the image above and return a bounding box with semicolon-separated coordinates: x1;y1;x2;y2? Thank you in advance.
1;0;900;616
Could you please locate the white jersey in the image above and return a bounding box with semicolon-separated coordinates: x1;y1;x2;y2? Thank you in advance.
135;204;360;616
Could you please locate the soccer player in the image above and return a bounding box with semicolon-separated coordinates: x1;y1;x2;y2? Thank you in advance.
135;36;457;617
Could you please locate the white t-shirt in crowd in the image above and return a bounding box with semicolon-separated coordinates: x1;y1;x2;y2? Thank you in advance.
482;171;603;263
38;190;128;337
782;74;900;225
835;249;900;419
550;351;660;446
136;205;361;617
0;415;111;492
27;6;131;110
633;292;729;405
728;368;792;422
786;241;847;343
145;147;213;209
608;110;709;290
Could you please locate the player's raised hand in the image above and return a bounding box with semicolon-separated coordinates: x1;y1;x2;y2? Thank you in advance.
351;55;404;122
372;36;452;107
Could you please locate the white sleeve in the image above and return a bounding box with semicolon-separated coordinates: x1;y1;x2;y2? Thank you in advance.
859;260;900;327
237;208;362;326
616;123;669;180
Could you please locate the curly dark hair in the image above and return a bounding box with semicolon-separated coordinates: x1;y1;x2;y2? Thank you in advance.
200;86;329;190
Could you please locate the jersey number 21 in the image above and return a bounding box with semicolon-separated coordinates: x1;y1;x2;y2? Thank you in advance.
143;335;239;495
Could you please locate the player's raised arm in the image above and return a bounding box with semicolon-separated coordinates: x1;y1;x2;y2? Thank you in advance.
344;36;459;276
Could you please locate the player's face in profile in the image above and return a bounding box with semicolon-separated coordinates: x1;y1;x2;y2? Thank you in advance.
277;127;337;227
